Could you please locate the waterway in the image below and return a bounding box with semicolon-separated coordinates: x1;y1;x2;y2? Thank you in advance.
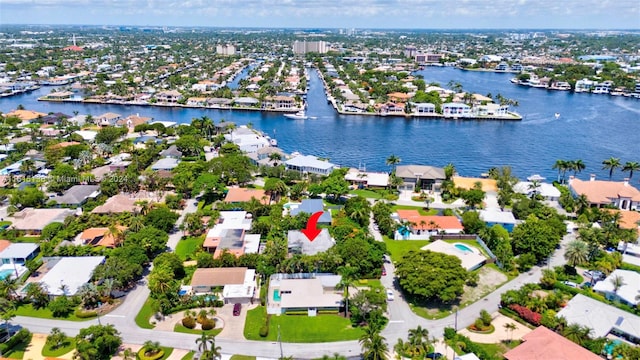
1;67;639;181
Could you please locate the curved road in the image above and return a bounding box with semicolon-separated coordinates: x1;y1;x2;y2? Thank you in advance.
12;197;575;357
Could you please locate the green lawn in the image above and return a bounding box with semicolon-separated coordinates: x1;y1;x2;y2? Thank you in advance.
4;332;32;359
12;236;41;243
357;279;383;289
135;298;156;329
173;324;223;336
181;351;195;360
469;341;521;358
390;205;438;216
14;304;91;321
175;236;205;261
230;355;256;360
244;306;363;343
383;236;430;261
41;337;76;357
349;189;383;199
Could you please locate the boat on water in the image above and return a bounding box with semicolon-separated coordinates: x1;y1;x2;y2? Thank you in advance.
284;111;309;120
554;113;560;119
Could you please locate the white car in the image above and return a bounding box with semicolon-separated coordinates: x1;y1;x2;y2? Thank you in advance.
386;289;394;301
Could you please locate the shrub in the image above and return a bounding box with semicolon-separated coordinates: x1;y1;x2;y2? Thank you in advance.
443;327;457;340
480;309;492;327
182;317;196;329
74;309;97;318
0;329;31;354
137;348;165;360
508;304;541;326
474;319;485;330
259;325;269;337
201;319;215;330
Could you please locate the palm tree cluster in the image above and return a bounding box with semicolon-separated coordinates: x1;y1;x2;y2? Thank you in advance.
394;326;434;358
552;159;586;183
360;325;389;360
601;157;640;181
195;332;221;360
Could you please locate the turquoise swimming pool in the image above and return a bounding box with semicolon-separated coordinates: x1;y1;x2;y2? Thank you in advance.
0;269;14;280
605;339;622;356
273;289;281;301
454;243;474;253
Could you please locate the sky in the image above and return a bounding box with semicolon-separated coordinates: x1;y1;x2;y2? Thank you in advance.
0;0;638;29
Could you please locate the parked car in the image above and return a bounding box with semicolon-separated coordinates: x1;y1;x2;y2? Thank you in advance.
584;270;605;281
426;352;443;359
233;303;241;316
562;281;579;288
386;289;394;301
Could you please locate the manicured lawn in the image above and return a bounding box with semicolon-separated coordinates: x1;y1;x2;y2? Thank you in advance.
4;332;32;359
390;205;438;216
244;306;363;343
13;236;41;243
175;236;205;261
470;340;521;358
357;279;383;289
139;346;174;360
383;236;430;261
14;304;90;321
135;298;156;329
230;355;256;360
181;352;195;360
173;324;223;336
42;337;76;357
349;189;383;199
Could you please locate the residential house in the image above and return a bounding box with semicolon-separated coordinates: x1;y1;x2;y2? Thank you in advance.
504;326;602;360
413;103;436;114
568;175;640;211
91;194;141;214
387;92;412;103
224;188;269;205
224;127;271;153
150;157;180;171
478;209;517;232
155;90;182;104
289;199;332;224
73;130;98;142
395;165;445;191
96;112;123;127
80;226;127;248
344;168;390;188
233;97;260;107
247;147;286;167
269;273;342;316
514;181;561;201
40;112;70;125
263;95;296;109
592;269;640;306
394;209;463;239
618;241;640;267
51;185;101;207
115;114;152;130
190;267;256;304
10;208;76;234
442;103;471;118
285;155;335;176
5;109;47;122
34;256;105;297
159;145;182;158
0;243;39;265
287;229;335;255
202;211;259;257
557;294;640;344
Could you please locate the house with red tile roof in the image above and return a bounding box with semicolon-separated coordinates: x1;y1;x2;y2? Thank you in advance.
224;187;268;205
504;326;602;360
395;209;463;239
569;175;640;211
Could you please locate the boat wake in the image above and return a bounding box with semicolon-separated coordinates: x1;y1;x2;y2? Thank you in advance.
612;99;640;115
521;113;557;125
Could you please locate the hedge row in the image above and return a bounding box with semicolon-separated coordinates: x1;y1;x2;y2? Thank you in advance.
0;329;31;355
137;348;165;360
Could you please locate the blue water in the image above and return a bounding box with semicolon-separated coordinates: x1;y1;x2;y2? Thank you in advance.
1;67;639;180
605;339;622;355
0;269;14;280
454;243;473;253
273;289;281;301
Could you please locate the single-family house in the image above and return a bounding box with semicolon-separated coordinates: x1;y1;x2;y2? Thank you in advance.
514;181;561;201
557;294;640;344
39;112;70;125
592;269;640;306
442;103;471;118
202;211;260;257
73;130;98;142
190;267;256;304
80;226;127;248
285;155;335;176
269;273;343;316
224;188;268;205
413;103;436;114
34;256;105;297
395;165;445;191
478;209;517;232
395;210;463;239
568;175;640;211
233;97;260;107
10;208;76;234
504;326;602;360
96;112;123;126
155;90;182;104
150;157;180;171
289;199;332;224
0;243;39;265
287;229;335;255
5;109;47;122
263;95;296;109
91;194;141;214
51;185;101;207
159;145;182;159
344;168;390;188
224;127;271;153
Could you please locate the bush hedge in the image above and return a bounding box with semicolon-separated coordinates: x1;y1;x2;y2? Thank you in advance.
74;308;98;318
0;329;31;354
137;348;165;360
182;317;196;329
201;319;215;330
259;326;269;337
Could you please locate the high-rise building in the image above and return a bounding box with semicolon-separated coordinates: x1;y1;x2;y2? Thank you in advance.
292;41;328;54
216;44;236;56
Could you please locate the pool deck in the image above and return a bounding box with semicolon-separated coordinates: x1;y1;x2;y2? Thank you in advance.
421;240;487;271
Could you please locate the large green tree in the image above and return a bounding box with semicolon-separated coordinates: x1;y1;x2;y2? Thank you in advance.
143;207;179;233
511;215;562;263
395;250;467;302
74;325;122;360
602;157;621;180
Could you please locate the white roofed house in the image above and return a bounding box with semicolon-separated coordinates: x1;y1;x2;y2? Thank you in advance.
224;127;271;153
0;243;39;265
592;269;640;307
96;112;122;126
285;155;335;176
344;168;390;189
513;181;561;202
268;273;343;316
155;90;183;104
29;256;105;297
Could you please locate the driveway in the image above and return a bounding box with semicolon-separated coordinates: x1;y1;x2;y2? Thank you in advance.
217;303;256;341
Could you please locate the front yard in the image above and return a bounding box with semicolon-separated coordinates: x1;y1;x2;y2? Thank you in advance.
383;236;430;261
244;306;363;343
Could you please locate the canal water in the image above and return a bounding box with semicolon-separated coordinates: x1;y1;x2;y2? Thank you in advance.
1;67;639;181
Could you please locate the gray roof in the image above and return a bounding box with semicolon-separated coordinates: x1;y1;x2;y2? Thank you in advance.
557;294;640;339
159;145;182;158
479;209;517;224
0;243;39;260
151;157;180;170
218;228;245;251
290;199;332;223
287;229;334;255
396;165;445;180
233;97;259;104
52;185;100;205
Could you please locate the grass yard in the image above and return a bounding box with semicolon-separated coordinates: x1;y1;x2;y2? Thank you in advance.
244;306;363;343
14;304;91;321
3;332;32;359
173;324;223;336
134;298;156;329
230;355;256;360
464;340;521;358
12;236;41;243
175;236;205;261
349;189;383;199
384;236;430;261
41;337;76;357
357;279;383;289
180;351;195;360
390;205;438;216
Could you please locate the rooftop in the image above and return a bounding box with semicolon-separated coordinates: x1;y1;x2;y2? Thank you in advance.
290;199;332;223
279;277;343;309
592;269;640;306
287;229;335;255
396;165;445;180
37;256;105;296
569;177;640;204
224;188;268;204
479;209;517;224
10;208;76;231
396;210;463;231
0;243;39;259
191;267;249;288
91;194;140;214
504;326;601;360
52;185;100;205
285;155;335;170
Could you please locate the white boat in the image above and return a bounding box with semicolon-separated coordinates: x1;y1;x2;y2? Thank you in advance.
554;113;560;119
284;111;308;120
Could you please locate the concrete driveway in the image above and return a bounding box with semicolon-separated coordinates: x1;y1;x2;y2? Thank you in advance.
217;303;256;341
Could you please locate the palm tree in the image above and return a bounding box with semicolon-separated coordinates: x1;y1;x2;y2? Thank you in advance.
602;157;621;180
129;216;145;232
385;154;401;174
195;332;216;354
562;324;591;346
527;180;541;199
121;348;135;360
622;161;640;180
19;159;36;176
336;265;357;318
142;341;161;356
443;163;456;180
564;240;589;267
552;159;568;183
610;274;626;294
359;327;389;360
572;159;586;176
105;224;125;248
268;152;282;166
503;322;517;344
0;277;20;301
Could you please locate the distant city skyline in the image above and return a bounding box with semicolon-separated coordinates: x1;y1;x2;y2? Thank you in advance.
1;0;639;30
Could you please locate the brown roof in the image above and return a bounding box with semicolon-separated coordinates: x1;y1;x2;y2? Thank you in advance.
5;109;47;121
190;267;247;287
49;141;81;149
570;177;640;204
504;326;602;360
80;226;127;248
91;194;140;214
607;209;640;234
224;188;268;204
0;240;11;252
396;210;463;231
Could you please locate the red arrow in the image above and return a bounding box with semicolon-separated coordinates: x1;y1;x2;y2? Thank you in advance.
301;211;324;242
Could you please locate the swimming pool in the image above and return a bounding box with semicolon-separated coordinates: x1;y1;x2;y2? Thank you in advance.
605;339;622;356
454;243;474;253
273;289;281;301
0;269;14;280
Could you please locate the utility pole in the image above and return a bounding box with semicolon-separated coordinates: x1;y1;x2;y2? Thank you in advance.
455;308;458;332
278;325;284;359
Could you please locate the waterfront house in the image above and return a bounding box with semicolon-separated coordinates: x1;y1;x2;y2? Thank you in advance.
10;208;76;235
387;92;412;103
247;147;286;167
472;103;510;116
395;164;445;191
0;243;39;265
224;127;270;153
96;112;123;127
51;185;101;207
206;98;233;107
568;175;640;211
190;267;256;304
289;199;332;224
224;188;269;205
514;181;561;201
442;103;471;118
592;269;640;306
574;78;595;93
557;294;640;344
186;97;207;107
35;256;105;297
43;91;73;101
413;103;436;114
262;95;296;110
285;155;335;176
233;97;259;107
344;168;389;188
478;209;517;232
155;90;182;104
116;114;152;130
504;326;602;360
